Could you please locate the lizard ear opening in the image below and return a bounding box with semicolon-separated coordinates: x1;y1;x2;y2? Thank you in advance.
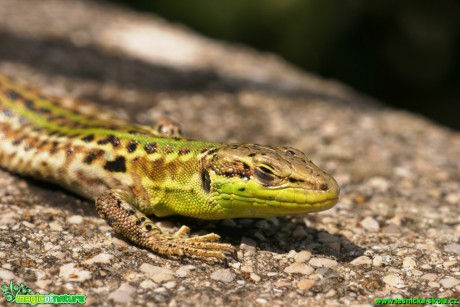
201;169;211;194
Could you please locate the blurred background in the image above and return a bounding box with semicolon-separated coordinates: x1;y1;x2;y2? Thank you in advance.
113;0;460;131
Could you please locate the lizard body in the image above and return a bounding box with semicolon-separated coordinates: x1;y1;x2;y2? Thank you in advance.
0;75;339;259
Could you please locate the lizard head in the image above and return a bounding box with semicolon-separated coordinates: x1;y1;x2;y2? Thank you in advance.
200;144;339;219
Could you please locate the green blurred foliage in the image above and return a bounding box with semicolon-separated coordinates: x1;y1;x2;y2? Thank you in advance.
114;0;460;130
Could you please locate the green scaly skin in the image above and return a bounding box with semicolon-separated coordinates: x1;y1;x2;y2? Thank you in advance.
0;75;339;259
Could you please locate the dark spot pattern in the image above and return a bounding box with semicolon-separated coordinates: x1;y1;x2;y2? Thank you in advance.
5;89;21;100
81;134;95;142
144;143;157;154
103;156;126;172
98;135;121;147
3;108;13;117
12;137;24;146
127;210;135;216
127;140;138;153
178;148;191;155
24;100;37;111
84;150;104;164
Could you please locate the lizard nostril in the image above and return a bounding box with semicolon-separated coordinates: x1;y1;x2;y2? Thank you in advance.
320;183;329;191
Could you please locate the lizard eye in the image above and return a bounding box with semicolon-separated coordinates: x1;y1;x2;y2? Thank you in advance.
254;165;276;185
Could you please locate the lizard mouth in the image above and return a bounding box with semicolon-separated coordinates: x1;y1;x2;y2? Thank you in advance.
213;184;340;218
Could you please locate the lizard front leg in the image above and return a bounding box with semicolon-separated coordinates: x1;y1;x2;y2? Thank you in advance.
95;189;235;259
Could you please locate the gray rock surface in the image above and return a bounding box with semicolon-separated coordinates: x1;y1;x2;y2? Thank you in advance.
0;0;459;306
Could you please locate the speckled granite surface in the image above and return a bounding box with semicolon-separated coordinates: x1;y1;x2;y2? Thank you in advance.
0;1;459;306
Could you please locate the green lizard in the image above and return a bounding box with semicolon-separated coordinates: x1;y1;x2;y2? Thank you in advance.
0;75;339;259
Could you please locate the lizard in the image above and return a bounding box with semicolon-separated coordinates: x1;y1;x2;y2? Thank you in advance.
0;74;340;259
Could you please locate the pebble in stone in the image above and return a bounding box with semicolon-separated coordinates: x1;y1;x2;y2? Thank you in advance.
444;243;460;255
368;176;390;192
35;279;52;289
140;263;174;275
360;217;380;232
59;263;91;282
402;257;416;270
284;263;314;275
83;253;113;265
0;269;16;280
309;258;338;268
256;298;267;304
294;251;312;263
382;274;405;288
140;280;156;289
373;255;383;267
286;250;297;259
350;256;372;266
49;221;63;231
210;269;235;283
439;277;460;289
175;265;196;278
163;281;177;289
108;282;135;303
421;273;437;282
297;279;315;291
240;237;257;253
241;265;253;273
250;273;261;282
67;215;83;224
140;263;175;283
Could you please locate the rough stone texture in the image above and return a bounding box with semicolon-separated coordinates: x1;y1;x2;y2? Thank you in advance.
0;0;459;306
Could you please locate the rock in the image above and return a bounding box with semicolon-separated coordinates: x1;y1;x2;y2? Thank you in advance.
294;251;312;263
402;257;416;270
360;217;380;232
440;277;460;288
297;279;315;291
140;280;156;289
350;256;372;266
421;273;437;282
210;269;235;283
284;263;314;275
373;255;383;267
140;263;174;275
140;263;175;283
67;215;83;224
175;265;196;278
309;258;338;268
382;274;405;288
108;283;135;303
444;243;460;255
250;273;261;282
83;253;113;264
0;269;16;280
59;263;91;282
240;237;257;253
